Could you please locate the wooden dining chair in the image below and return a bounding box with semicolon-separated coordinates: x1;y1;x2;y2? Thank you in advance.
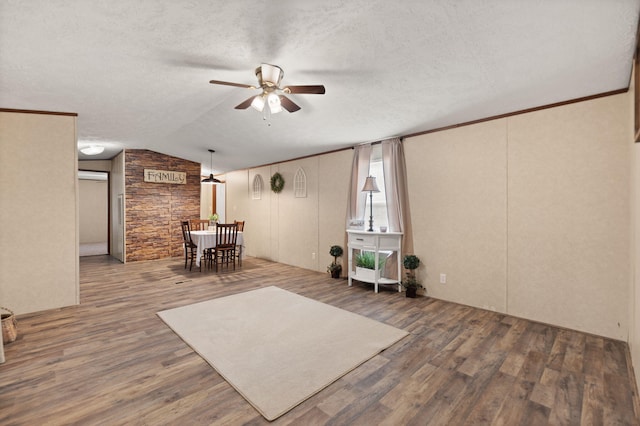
189;219;212;264
234;220;245;265
180;220;200;271
212;223;238;271
190;219;209;231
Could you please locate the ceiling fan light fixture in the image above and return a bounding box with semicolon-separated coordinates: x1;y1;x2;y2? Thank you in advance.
251;95;266;112
80;145;104;155
260;64;283;86
210;64;325;115
267;93;282;114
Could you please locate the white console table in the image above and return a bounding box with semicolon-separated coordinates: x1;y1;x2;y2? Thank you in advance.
347;229;402;293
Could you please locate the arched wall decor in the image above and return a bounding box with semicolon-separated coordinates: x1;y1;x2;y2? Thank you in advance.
294;167;307;198
252;174;263;200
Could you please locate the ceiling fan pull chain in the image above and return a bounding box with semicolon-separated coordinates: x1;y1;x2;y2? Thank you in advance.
263;102;272;126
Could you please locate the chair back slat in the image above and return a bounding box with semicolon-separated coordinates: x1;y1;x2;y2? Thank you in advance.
234;220;245;232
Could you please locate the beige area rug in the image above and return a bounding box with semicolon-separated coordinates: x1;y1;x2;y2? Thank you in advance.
157;286;409;421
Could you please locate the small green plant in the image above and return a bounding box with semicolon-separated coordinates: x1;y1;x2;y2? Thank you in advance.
208;212;219;222
327;245;343;276
403;254;420;271
401;254;424;290
329;245;343;261
355;251;385;270
327;263;342;274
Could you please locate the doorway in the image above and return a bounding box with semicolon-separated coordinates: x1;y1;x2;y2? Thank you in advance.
78;170;109;256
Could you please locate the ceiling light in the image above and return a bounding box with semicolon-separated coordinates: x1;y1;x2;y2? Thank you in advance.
80;145;104;155
201;149;222;184
267;93;282;114
251;95;266;112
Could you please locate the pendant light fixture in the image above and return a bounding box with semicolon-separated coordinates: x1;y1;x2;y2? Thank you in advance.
201;149;222;184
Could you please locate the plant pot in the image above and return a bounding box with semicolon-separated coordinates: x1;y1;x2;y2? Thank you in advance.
405;287;417;298
331;268;341;279
355;267;379;282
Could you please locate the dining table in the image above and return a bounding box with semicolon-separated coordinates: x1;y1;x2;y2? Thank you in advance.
190;230;244;267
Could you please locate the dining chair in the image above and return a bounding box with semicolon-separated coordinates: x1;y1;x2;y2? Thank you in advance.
190;219;209;231
180;220;200;271
212;223;238;271
190;219;212;264
234;220;245;265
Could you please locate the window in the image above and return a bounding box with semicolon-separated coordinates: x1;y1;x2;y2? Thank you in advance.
294;168;307;198
252;174;263;200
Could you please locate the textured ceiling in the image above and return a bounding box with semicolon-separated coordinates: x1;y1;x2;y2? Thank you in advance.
1;1;639;175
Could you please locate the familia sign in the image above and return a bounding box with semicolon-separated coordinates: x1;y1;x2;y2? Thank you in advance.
144;169;187;184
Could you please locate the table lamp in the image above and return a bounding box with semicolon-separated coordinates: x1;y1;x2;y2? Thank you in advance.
362;176;380;232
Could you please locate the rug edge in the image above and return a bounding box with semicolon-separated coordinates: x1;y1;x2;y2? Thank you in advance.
266;329;410;421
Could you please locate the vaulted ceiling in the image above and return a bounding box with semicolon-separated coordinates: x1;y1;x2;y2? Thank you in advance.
1;1;638;175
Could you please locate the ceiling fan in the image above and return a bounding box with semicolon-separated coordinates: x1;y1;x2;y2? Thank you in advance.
209;64;325;115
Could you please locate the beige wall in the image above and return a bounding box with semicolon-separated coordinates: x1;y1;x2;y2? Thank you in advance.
110;152;125;262
630;64;640;388
226;93;631;341
78;179;108;244
507;95;630;340
79;160;112;172
406;120;509;311
408;94;629;340
226;150;352;272
633;143;640;387
0;111;79;314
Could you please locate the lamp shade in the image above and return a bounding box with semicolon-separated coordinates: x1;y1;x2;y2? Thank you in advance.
267;93;282;114
201;174;222;184
361;176;380;192
251;95;266;111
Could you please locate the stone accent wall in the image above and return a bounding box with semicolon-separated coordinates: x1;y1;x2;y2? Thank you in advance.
125;149;201;261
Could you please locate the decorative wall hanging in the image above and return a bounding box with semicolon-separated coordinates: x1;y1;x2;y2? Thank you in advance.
144;169;186;184
270;172;285;193
253;174;263;200
294;168;307;198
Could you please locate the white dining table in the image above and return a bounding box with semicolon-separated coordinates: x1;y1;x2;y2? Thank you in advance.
190;230;244;267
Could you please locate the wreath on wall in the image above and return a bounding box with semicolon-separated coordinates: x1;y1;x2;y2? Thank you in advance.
270;172;285;193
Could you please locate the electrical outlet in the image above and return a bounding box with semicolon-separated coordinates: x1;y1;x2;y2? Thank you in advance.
440;273;446;284
311;252;316;260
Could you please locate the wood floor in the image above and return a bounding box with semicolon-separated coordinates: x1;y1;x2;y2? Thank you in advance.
2;255;639;425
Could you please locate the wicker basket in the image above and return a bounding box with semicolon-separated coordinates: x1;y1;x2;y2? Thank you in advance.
1;307;17;344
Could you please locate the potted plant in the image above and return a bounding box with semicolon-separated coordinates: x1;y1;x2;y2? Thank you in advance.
401;254;424;298
327;245;343;278
208;212;219;226
355;251;385;281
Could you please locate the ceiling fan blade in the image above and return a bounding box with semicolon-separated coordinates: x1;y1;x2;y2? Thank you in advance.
283;85;325;95
235;96;257;109
209;79;256;89
279;95;301;113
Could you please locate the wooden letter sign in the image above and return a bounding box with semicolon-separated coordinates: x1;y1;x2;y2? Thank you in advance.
144;169;187;184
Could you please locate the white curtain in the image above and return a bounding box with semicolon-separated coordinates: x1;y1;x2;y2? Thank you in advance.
382;138;414;256
345;143;372;229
